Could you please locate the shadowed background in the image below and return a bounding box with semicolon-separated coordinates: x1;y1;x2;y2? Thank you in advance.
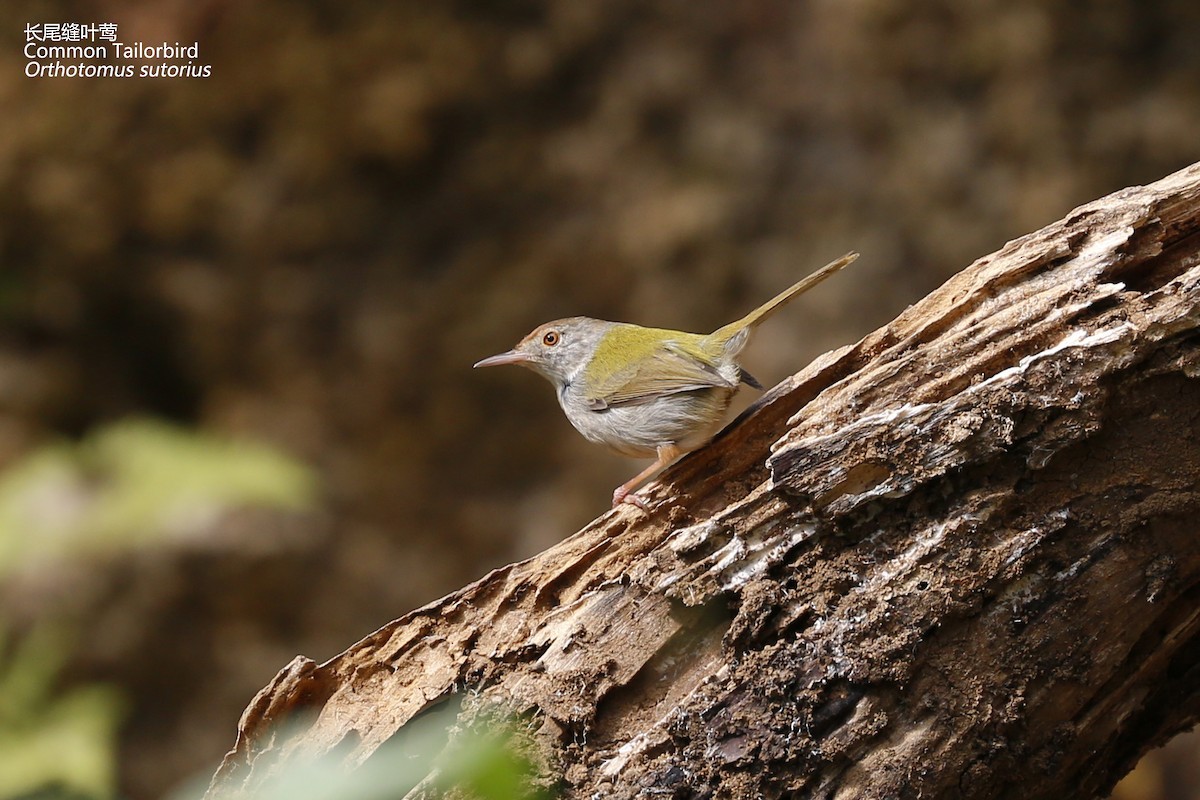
2;1;1199;797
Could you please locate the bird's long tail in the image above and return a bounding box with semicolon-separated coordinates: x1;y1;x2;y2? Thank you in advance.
707;251;859;354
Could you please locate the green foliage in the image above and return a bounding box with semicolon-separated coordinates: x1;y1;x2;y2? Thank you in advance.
0;418;316;574
432;722;550;800
184;705;552;800
0;418;317;798
0;626;123;800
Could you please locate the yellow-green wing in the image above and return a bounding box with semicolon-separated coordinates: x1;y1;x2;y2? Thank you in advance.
583;330;735;410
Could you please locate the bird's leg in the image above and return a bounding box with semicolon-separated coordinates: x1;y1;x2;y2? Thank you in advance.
612;444;683;509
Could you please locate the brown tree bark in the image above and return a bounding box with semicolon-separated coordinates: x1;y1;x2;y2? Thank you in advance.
206;162;1200;799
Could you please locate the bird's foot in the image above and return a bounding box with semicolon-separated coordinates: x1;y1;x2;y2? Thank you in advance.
612;486;649;509
612;444;683;510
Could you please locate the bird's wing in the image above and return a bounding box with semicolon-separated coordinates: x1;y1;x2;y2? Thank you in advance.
584;340;736;410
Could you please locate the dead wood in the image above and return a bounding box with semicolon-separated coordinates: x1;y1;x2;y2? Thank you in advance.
207;161;1200;799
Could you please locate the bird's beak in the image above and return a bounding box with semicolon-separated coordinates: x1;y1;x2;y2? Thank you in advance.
473;349;529;369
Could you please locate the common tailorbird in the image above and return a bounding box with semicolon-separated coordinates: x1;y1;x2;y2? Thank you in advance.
474;251;859;509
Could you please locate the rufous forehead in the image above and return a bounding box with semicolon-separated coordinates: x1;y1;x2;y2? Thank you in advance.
516;320;570;346
517;324;550;346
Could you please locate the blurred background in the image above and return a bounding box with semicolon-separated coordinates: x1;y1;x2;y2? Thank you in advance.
2;1;1199;797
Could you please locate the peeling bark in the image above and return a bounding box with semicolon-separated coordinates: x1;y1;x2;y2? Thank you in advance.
207;162;1200;799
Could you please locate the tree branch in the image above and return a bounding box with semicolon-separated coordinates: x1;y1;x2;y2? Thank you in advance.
207;161;1200;799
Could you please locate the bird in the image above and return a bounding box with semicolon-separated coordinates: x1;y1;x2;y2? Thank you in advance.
474;252;859;509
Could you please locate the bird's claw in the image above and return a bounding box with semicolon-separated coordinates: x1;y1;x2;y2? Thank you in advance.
612;487;649;510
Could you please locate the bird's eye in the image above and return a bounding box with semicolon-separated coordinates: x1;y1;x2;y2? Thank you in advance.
542;330;560;346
